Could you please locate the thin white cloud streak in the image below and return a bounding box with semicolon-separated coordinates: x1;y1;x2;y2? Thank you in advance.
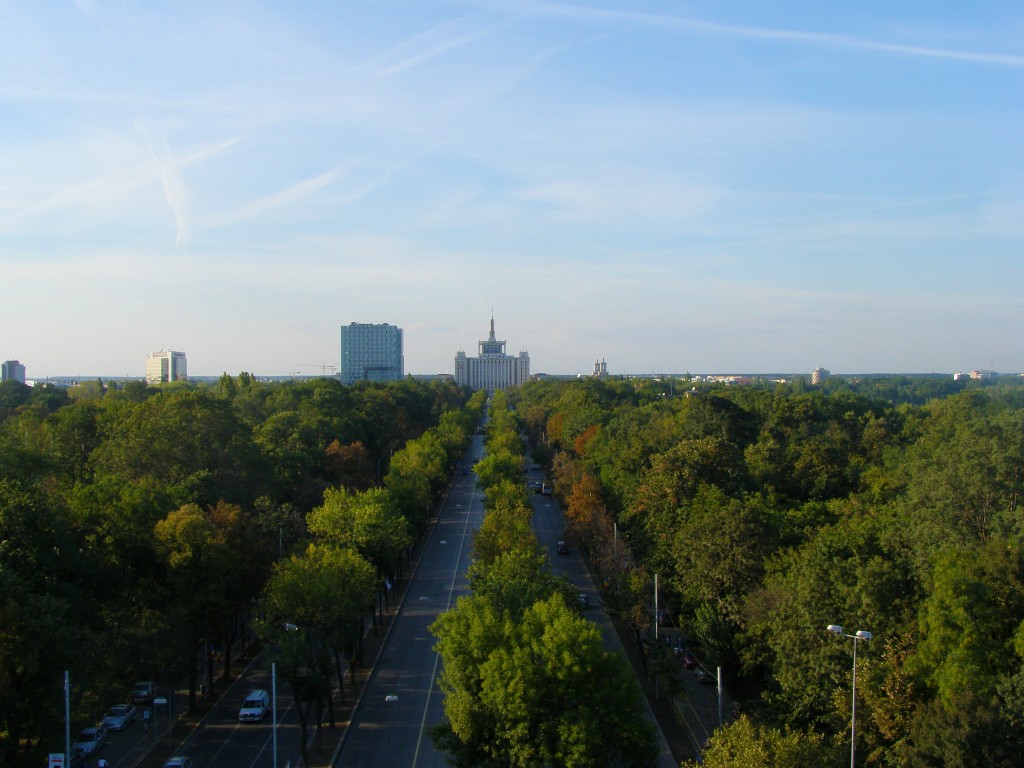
139;125;191;248
0;135;242;233
365;14;498;75
198;167;347;231
485;1;1024;68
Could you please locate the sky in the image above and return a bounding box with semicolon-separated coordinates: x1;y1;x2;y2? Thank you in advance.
2;1;1022;378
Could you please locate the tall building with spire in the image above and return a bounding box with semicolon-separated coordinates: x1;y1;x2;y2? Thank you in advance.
454;316;529;391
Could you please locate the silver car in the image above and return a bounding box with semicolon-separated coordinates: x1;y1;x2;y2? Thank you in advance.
101;704;137;731
72;727;106;755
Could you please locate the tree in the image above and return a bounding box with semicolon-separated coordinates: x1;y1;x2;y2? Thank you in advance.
257;543;375;739
432;593;656;768
476;593;657;767
681;716;836;768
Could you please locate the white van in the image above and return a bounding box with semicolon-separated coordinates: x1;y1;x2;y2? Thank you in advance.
238;689;270;722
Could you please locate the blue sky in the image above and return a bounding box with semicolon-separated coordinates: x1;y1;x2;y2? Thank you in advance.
2;1;1022;377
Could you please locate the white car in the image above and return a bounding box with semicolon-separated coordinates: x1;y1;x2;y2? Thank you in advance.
238;690;270;722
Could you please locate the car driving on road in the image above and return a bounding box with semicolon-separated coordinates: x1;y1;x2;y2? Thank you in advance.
130;681;156;705
72;727;106;756
101;704;137;731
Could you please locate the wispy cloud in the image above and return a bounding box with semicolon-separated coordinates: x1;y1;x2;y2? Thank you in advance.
494;1;1024;68
200;167;346;230
0;134;242;237
366;15;497;75
137;123;191;248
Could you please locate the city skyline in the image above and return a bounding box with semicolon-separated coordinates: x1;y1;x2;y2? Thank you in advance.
2;3;1022;378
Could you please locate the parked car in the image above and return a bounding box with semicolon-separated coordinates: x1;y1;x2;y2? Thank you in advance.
163;757;193;768
72;727;106;756
101;704;137;731
577;593;590;609
556;540;569;555
681;649;698;670
238;689;271;722
130;681;156;705
540;483;552;496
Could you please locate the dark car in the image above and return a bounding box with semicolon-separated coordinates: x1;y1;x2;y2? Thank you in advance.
577;593;590;609
130;681;156;705
681;649;698;669
556;540;569;555
695;667;717;685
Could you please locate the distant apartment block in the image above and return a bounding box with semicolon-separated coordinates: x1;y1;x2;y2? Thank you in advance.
454;316;530;392
340;323;404;385
2;360;26;383
811;367;830;385
146;349;187;383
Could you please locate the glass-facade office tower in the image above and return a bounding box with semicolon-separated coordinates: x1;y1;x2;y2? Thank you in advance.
1;360;26;383
340;323;404;385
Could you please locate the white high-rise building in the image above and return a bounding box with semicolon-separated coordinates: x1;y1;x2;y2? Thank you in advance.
146;349;187;383
454;316;529;392
340;323;404;385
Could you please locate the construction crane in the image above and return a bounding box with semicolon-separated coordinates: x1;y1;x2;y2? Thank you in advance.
296;364;339;377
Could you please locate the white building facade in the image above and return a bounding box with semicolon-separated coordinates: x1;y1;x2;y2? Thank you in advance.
454;317;529;392
146;349;187;383
340;323;404;385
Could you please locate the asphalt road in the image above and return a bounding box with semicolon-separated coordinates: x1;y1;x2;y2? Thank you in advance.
526;467;680;768
332;433;488;767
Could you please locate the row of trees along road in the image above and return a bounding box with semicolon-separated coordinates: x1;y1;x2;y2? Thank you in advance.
0;374;483;768
430;390;658;768
509;375;1024;768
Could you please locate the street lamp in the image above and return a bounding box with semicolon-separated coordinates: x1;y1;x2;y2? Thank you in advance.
273;623;301;768
827;625;872;768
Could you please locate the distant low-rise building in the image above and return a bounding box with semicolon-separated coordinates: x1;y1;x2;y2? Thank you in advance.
146;349;187;383
1;360;26;383
970;369;998;380
454;316;529;392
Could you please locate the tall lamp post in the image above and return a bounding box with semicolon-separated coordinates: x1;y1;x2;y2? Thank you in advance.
827;625;872;768
273;622;301;768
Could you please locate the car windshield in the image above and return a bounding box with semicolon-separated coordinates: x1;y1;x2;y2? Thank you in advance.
108;707;126;715
243;699;261;707
78;732;96;742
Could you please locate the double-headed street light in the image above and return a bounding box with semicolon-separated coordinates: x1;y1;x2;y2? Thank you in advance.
827;625;872;768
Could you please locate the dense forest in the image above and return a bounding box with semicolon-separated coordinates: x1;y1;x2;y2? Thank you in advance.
511;375;1024;767
4;371;1023;767
0;374;481;766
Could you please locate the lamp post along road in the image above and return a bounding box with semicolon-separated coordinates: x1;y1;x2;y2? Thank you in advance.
827;625;872;768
